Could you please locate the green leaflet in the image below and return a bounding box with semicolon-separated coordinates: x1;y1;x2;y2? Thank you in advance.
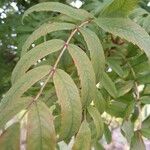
88;106;104;141
107;58;124;77
101;72;117;98
124;101;135;120
0;65;50;129
22;2;92;22
0;97;32;130
0;123;20;150
142;116;150;129
138;72;150;84
89;0;113;16
53;69;82;140
141;128;150;139
141;115;150;139
141;96;150;104
26;101;56;150
104;123;112;144
21;22;75;56
117;80;134;97
106;101;127;118
95;18;150;61
68;44;96;106
79;27;105;82
130;131;146;150
72;120;91;150
100;0;139;18
12;39;64;84
121;120;134;144
94;89;106;114
94;142;105;150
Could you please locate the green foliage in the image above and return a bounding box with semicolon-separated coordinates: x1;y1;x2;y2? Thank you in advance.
0;0;150;149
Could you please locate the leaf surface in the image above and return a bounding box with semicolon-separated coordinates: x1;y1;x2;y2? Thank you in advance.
72;120;91;150
22;2;92;22
141;115;150;139
53;69;82;140
0;97;32;130
141;96;150;104
12;39;64;84
94;89;106;114
130;131;145;150
100;0;139;17
26;101;56;150
107;58;124;77
101;72;117;98
104;123;112;144
0;65;50;129
88;105;104;140
95;18;150;60
0;123;20;150
121;120;134;144
79;27;105;82
21;22;75;55
68;44;96;106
